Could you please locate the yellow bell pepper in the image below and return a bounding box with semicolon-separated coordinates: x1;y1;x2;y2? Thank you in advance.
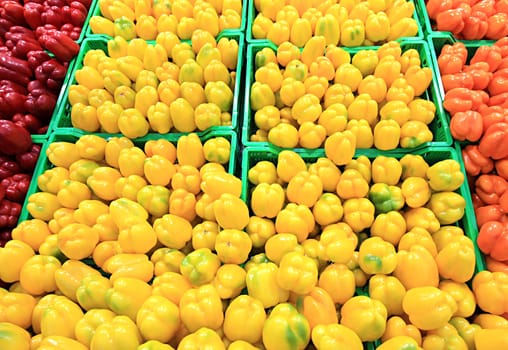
342;198;375;233
223;295;266;344
409;98;436;124
135;185;170;218
105;277;152;320
427;160;464;191
315;13;340;45
36;168;69;195
386;77;415;104
46;142;82;169
152;213;191;250
276;251;318;295
472;271;508;315
76;274;112;310
475;328;508;350
380;100;410;126
345;155;371;182
19;255;61;295
0;240;34;283
400;121;433;148
439;281;476;319
250;81;276;111
56;223;99;260
151;247;185;276
340;19;365;47
75;309;116;347
374;119;401;150
180;247;221;286
26;192;61;222
246;261;289;308
436;236;475;284
358;236;397;274
341;295;388;342
368;184;405;215
336;169;369;199
312;324;363;350
346;119;374;149
113;16;136;40
0;322;31;350
318;263;356;304
178;327;225;350
203;137;231;164
39;295;84;338
399;228;437;257
264;233;302;265
382;316;422;345
400;177;431;208
378;336;423;350
117;108;150;138
115;56;143;82
38;235;65;261
404;207;440;233
54;260;101;302
0;289;36;329
291;94;322;125
402;286;457;331
279;78;305;107
205;81;233;114
293;286;338;331
135;15;157;40
176;132;205;168
75;67;104;90
369;274;406;317
422;323;469;350
312;193;343;226
375;55;402;88
347;94;378;129
319;223;356;264
73;199;109;227
86;167;122;201
179;283;224;332
90;16;115;36
90;315;142;350
400;154;429;180
152;271;192;306
212;264;246;299
262;302;310;350
56;179;92;209
393;244;439;289
324;130;356;166
117;217;157;254
246;216;276;248
275;203;315;243
190;220;219;251
448;317;480;350
213;193;250;230
286;170;323;207
136;295;180;343
138;340;176;350
214;229;252;264
68;159;100;184
103;253;154;282
370;210;406;246
428;192;466;225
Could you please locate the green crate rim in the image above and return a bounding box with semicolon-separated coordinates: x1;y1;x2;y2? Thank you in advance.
240;145;485;272
51;32;245;135
246;0;425;45
17;129;238;224
84;0;248;40
242;38;452;152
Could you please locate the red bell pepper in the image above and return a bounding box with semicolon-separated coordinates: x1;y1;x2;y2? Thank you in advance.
62;2;87;27
463;62;492;90
443;88;487;115
0;231;11;247
0;1;25;26
41;5;63;28
438;43;468;75
479;122;508;159
35;58;67;91
461;11;489;40
0;156;21;180
38;31;79;62
0;120;32;156
60;23;81;41
462;145;494;176
486;13;508;40
23;2;44;29
489;68;508;96
70;0;93;8
0;82;26;119
476;204;505;228
475;175;508;205
15;143;41;172
478;221;508;262
0;174;31;203
441;72;474;91
436;8;468;36
12;113;43;134
496;157;508;180
472;0;496;17
0;199;21;229
0;54;31;86
486;255;508;274
473;193;486;210
450;110;484;142
24;80;57;121
471;45;503;72
27;50;52;70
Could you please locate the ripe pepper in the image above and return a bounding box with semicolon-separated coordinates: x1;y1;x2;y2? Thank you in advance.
212;263;246;299
343;198;375;233
54;260;101;303
0;120;32;156
39;295;84;338
179;283;223;332
26;192;61;222
341;295;388;342
76;274;112;311
369;274;406;317
478;221;508;262
262;303;310;350
439;281;476;318
105;277;152;320
136;295;180;343
428;192;466;225
275;203;315;242
403;286;457;330
38;31;79;62
152;272;191;308
223;295;266;344
0;174;30;204
479;122;508;160
213;193;250;230
103;253;154;282
358;236;397;275
75;309;116;347
394;244;439;289
57;223;99;260
90;315;142;349
179;247;220;287
462;145;494;176
0;288;36;329
246;261;289;308
178;327;224;350
311;324;363;350
340;19;365;47
368;184;405;214
427;159;464;192
293;286;338;330
400;121;433;148
0;322;31;350
276;251;318;295
312;193;343;226
443;88;486;115
373;120;401;150
11;219;50;252
348;93;378;126
450;110;484;142
324;130;356;166
370;211;407;245
381;318;422;347
476;175;508;205
87;167;122;201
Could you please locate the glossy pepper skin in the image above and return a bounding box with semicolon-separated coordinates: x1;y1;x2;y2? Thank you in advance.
0;322;31;350
136;295;180;343
90;315;142;350
246;261;289;308
262;303;310;350
472;270;508;315
223;295;266;344
341;295;388;342
105;277;152;321
179;284;224;332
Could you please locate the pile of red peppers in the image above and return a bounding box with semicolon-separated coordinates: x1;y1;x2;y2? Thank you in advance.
0;0;93;134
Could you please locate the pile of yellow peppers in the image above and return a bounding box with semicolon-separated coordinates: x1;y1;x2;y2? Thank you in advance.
250;38;435;152
69;33;238;137
251;0;418;47
2;132;508;349
89;0;242;40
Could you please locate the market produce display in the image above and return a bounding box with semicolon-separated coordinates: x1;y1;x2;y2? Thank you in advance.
89;0;244;40
249;0;419;46
1;0;508;348
424;0;508;40
64;32;241;137
246;39;439;152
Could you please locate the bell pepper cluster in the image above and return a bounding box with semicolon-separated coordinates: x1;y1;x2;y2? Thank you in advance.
438;39;508;275
0;120;41;246
66;33;239;137
250;39;435;152
89;0;243;40
252;0;418;47
426;0;508;40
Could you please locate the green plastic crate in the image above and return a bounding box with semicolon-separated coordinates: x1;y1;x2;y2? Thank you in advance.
242;39;452;152
51;32;245;135
427;31;496;104
241;145;484;271
18;128;238;224
85;0;248;39
246;0;424;45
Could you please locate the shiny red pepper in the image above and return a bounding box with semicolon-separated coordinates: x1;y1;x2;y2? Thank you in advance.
15;143;41;172
463;62;493;90
0;80;27;118
12;113;43;134
38;31;79;62
0;156;21;181
0;199;21;229
475;175;508;205
25;80;57;121
450;110;483;142
462;11;489;40
479;122;508;159
0;53;32;86
476;204;505;228
41;5;64;28
23;2;44;29
27;50;52;70
478;221;508;262
471;45;503;72
462;145;495;176
62;2;88;27
0;174;31;203
35;58;67;91
60;23;81;41
0;1;25;26
0;120;32;156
